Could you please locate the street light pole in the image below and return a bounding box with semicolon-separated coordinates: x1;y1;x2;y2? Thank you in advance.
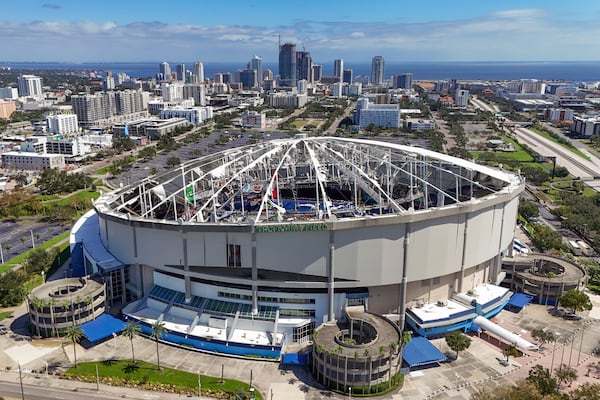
30;230;35;248
0;242;3;264
197;369;201;398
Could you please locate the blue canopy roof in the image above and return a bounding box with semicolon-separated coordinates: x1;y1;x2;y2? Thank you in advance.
80;314;125;343
282;353;309;365
403;336;447;368
507;293;534;309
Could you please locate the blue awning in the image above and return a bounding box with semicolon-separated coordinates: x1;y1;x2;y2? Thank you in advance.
403;336;447;368
507;293;534;309
282;353;309;365
80;314;125;343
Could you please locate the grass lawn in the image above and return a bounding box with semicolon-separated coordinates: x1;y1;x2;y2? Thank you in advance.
64;360;262;399
2;231;70;267
0;311;13;321
52;190;100;206
95;165;111;175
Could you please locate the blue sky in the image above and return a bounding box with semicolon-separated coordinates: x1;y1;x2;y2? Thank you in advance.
2;0;600;62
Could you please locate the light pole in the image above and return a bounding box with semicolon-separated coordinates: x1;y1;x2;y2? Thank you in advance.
349;386;352;399
197;369;201;398
0;242;3;264
30;230;35;248
41;271;45;284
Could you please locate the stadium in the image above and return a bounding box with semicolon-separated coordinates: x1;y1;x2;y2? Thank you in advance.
70;135;524;361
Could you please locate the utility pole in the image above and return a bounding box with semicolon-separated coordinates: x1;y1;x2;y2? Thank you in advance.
18;362;24;400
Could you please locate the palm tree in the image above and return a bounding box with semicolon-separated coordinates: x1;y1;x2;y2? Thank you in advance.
64;324;84;368
151;321;167;371
555;364;577;389
123;321;141;363
503;344;519;362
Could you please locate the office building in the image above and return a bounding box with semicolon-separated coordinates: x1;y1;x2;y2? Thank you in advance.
71;90;147;127
214;73;223;84
247;56;263;85
312;65;322;82
395;73;413;89
160;106;213;125
343;69;353;84
222;73;232;84
297;79;308;93
263;69;273;82
103;74;115;91
0;99;16;119
0;87;19;99
454;89;469;108
333;59;343;82
239;69;258;89
268;92;307;108
46;114;79;135
354;97;400;128
296;51;313;82
371;56;385;85
544;108;574;121
2;152;65;170
183;84;206;106
159;62;171;81
572;116;600;137
348;82;362;96
192;61;204;83
161;82;185;101
279;43;297;87
17;75;43;97
241;110;266;129
176;64;186;81
331;82;344;98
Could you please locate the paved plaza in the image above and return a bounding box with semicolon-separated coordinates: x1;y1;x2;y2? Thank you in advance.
0;293;599;399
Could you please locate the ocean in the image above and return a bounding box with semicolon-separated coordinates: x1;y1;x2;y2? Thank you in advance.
1;61;599;82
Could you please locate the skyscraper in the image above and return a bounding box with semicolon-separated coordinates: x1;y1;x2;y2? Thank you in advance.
193;61;204;83
371;56;385;85
398;73;413;89
176;64;186;81
17;75;43;97
333;59;344;82
296;51;313;83
159;62;171;81
240;69;258;89
279;43;297;87
247;56;263;85
343;69;353;84
312;65;322;82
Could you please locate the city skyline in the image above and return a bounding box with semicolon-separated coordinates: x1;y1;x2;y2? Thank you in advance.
1;1;600;62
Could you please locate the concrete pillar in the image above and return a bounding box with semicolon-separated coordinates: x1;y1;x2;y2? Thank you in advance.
251;233;258;314
181;227;191;302
398;223;410;330
459;214;469;292
328;230;335;322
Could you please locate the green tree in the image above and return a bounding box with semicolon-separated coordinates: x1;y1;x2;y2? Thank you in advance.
64;324;84;368
23;247;58;275
137;146;157;160
519;199;540;221
570;383;600;399
554;364;577;389
531;224;565;251
445;331;472;359
558;290;592;314
123;321;142;363
0;270;28;306
151;321;167;370
503;344;519;362
472;381;544;400
526;364;558;396
166;156;182;168
531;329;557;351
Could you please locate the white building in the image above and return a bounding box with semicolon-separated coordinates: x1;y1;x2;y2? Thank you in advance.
241;110;266;129
348;82;362;96
161;82;185;102
572;116;600;137
454;89;469;108
297;79;308;93
331;82;344;98
544;108;574;121
404;118;436;131
46;114;79;135
0;87;18;99
160;106;213;125
354;97;400;128
1;152;65;170
183;84;206;106
268;93;308;108
17;75;43;97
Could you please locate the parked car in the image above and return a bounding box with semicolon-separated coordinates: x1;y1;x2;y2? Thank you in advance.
563;313;582;321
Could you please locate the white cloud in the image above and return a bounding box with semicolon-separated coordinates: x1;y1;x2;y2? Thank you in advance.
350;31;365;38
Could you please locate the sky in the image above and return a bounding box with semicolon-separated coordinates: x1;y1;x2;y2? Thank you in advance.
2;0;600;63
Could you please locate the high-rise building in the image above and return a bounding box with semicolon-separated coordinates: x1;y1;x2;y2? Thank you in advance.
371;56;385;85
103;73;115;91
183;84;206;106
193;61;204;83
0;87;18;99
17;75;43;97
454;89;469;108
71;90;146;127
176;64;186;81
222;73;232;84
343;69;353;84
296;51;313;82
46;114;79;135
278;43;297;87
247;56;263;85
159;62;171;81
263;68;273;81
312;65;322;82
397;73;413;89
333;59;344;82
240;69;258;89
214;73;223;84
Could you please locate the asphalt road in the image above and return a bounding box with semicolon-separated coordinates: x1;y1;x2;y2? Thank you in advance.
0;381;117;400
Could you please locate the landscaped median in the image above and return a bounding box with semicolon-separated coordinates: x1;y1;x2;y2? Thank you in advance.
63;360;262;399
